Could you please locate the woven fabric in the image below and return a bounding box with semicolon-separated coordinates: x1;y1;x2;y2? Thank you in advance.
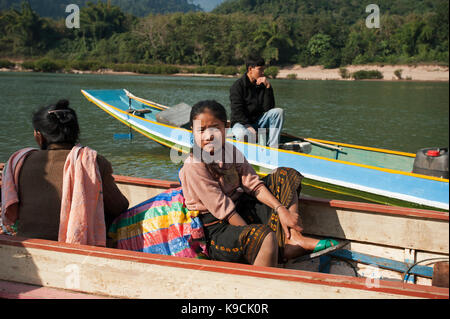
109;187;209;259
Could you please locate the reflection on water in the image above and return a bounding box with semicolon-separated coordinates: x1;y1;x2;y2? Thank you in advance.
1;72;448;195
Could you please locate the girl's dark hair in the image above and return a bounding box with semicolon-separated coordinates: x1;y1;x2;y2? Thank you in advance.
189;100;229;180
32;99;80;147
189;100;227;128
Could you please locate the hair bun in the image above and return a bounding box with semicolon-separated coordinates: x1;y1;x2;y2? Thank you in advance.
56;99;70;109
47;99;74;124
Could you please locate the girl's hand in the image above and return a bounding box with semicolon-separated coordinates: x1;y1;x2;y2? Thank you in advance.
277;206;303;240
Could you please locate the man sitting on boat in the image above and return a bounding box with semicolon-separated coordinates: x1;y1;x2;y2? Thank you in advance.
230;57;284;148
0;100;129;246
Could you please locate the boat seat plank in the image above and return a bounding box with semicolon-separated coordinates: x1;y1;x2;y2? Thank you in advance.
329;249;434;278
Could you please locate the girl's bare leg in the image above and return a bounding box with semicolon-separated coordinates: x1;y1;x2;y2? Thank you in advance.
253;232;278;267
283;198;320;260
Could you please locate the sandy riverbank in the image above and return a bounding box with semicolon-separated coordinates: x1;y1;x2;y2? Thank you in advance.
277;64;449;81
1;63;448;81
67;64;450;81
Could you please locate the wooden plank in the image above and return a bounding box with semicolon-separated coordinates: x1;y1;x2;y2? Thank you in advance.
113;175;180;189
115;182;170;209
0;235;447;299
302;196;449;221
299;200;449;254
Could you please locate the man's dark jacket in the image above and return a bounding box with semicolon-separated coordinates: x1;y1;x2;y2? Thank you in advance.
230;74;275;127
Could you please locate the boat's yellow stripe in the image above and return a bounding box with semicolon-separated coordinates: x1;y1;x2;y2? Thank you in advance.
81;90;191;133
306;138;416;157
231;137;449;183
82;90;448;183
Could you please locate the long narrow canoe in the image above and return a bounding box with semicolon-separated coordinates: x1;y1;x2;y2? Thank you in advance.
0;172;448;299
81;89;449;210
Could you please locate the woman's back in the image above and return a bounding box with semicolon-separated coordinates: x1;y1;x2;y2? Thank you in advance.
17;144;70;240
2;99;129;244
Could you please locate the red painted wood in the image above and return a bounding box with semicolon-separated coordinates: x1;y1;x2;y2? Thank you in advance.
301;196;449;221
0;235;448;299
112;174;180;189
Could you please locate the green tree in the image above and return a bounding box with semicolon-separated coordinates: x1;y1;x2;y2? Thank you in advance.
253;20;293;63
0;2;43;55
307;33;330;59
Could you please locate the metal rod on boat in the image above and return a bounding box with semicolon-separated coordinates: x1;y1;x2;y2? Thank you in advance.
282;132;343;151
125;89;169;110
302;139;342;151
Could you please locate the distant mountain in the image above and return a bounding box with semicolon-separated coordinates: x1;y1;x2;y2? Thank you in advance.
0;0;202;18
190;0;224;12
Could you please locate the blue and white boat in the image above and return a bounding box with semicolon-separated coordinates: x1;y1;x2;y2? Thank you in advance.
81;89;449;211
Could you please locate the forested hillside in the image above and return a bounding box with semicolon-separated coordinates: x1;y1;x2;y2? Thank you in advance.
214;0;444;19
0;0;448;71
0;0;201;18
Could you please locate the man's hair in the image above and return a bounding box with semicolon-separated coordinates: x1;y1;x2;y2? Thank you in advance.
246;57;265;72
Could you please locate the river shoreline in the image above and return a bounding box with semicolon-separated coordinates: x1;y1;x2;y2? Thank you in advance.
1;63;448;82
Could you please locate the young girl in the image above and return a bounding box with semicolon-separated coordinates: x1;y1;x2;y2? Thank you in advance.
179;100;338;267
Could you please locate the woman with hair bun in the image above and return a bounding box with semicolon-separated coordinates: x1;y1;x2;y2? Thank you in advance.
1;99;129;246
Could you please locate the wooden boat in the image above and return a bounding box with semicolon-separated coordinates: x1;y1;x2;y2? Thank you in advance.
0;165;448;299
81;89;449;211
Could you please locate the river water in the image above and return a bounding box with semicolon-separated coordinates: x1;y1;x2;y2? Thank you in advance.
0;71;448;199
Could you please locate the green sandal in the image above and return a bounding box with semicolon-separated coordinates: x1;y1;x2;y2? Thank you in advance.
293;239;349;263
313;239;340;253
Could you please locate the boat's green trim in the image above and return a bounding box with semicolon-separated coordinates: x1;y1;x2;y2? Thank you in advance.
280;134;416;173
309;145;416;173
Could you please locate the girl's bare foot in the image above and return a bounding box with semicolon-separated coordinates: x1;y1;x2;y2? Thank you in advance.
283;231;320;261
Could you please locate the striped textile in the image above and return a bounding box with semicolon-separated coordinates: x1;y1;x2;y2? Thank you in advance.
108;187;209;259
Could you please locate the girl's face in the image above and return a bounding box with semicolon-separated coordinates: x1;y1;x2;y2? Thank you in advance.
192;110;226;154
